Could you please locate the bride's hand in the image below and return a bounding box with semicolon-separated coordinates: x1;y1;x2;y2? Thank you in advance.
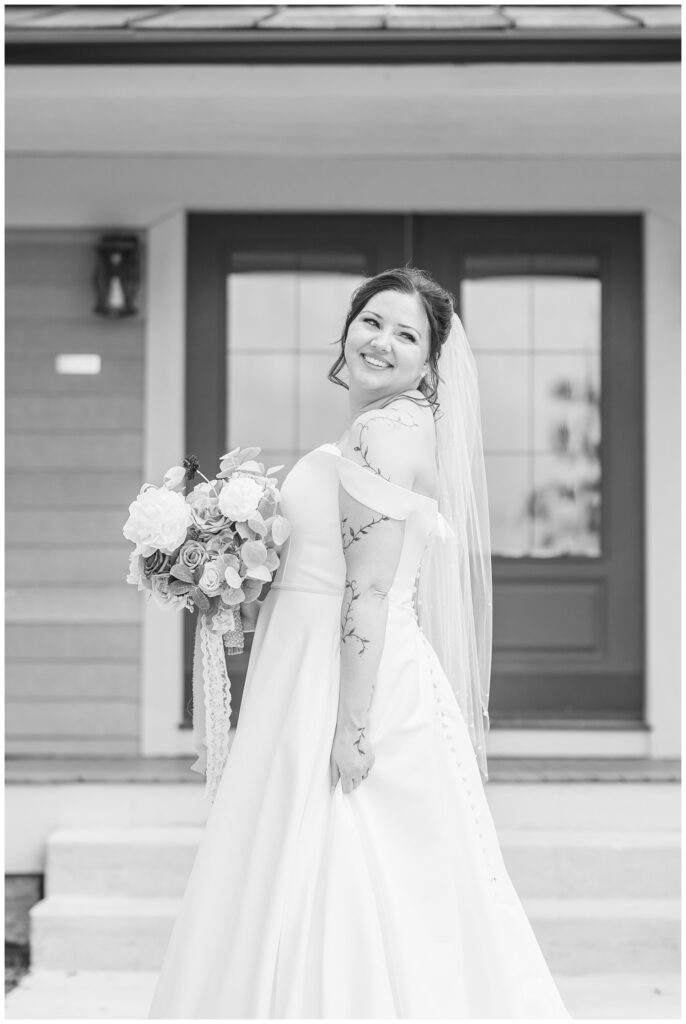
330;722;375;795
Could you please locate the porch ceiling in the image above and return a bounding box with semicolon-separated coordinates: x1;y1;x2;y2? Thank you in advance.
5;63;679;158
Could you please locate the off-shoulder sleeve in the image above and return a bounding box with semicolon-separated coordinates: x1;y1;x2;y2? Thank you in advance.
336;455;430;521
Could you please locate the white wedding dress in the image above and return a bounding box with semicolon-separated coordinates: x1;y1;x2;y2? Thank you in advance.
148;442;571;1019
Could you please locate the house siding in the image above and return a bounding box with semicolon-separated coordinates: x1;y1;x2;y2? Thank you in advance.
5;229;144;756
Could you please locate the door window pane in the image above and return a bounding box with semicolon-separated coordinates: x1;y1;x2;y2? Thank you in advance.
227;352;297;450
227;260;366;476
227;273;298;353
483;453;531;556
478;353;530;452
462;254;602;558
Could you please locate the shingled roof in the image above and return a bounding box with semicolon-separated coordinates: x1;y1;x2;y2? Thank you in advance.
5;5;681;63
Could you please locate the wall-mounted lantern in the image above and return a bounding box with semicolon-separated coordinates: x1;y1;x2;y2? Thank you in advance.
93;233;140;318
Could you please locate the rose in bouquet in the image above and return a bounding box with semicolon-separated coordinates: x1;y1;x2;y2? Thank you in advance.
123;447;290;801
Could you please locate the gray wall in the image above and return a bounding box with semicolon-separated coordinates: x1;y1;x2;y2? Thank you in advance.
5;230;144;755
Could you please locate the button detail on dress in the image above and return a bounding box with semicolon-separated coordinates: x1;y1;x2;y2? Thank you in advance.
420;628;502;893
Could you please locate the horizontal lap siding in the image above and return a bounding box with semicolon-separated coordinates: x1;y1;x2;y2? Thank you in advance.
5;230;145;757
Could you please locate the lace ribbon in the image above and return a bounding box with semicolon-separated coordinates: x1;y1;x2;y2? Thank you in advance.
190;607;243;803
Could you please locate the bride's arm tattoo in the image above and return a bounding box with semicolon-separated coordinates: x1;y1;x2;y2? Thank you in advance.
353;724;369;754
335;404;426;737
341;579;371;656
340;511;390;551
354;409;420;480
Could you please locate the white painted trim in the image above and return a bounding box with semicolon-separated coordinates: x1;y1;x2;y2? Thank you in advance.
140;212;194;757
486;729;651;758
643;212;682;759
4;156;680;228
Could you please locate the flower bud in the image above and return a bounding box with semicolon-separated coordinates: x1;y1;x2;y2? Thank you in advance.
163;466;187;491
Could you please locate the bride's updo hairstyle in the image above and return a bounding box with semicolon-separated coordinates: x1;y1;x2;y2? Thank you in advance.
327;266;455;417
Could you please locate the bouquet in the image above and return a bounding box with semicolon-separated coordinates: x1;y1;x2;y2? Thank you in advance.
123;447;290;801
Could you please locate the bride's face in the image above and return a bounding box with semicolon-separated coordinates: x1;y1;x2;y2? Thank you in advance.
344;290;430;399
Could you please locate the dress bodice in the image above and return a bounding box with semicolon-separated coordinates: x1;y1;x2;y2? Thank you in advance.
271;444;441;615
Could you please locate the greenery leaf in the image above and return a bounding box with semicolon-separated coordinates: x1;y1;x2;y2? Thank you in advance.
264;548;279;572
235;521;255;541
246;564;271;583
247;511;267;537
241;577;263;602
168;580;191;595
237;447;261;463
224;566;242;589
191;587;210;612
170;563;194;584
271;515;291;546
241;539;268;569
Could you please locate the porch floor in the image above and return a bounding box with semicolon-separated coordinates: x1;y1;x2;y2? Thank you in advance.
5;755;681;784
5;968;681;1020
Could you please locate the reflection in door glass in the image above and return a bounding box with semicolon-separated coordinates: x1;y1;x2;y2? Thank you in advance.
462;255;602;558
226;266;365;477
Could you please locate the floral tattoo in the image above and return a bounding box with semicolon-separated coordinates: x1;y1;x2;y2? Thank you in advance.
353;725;369;755
354;409;420;480
340;511;390;551
341;579;371;656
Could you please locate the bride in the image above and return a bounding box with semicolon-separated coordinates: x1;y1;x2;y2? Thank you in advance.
148;267;571;1018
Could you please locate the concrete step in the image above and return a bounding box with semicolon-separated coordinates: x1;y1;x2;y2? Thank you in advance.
499;829;681;899
9;778;680;874
29;894;682;974
525;898;681;976
45;826;681;900
486;782;680;833
31;897;178;972
5;971;160;1020
5;969;682;1019
46;828;201;898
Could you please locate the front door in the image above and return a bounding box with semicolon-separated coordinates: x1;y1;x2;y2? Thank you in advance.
185;213;644;730
416;215;644;725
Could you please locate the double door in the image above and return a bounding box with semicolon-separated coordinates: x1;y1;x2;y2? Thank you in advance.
184;213;644;730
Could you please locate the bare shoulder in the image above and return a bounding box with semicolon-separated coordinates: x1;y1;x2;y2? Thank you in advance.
342;395;435;490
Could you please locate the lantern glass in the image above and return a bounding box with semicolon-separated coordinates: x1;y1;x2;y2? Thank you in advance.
94;234;140;318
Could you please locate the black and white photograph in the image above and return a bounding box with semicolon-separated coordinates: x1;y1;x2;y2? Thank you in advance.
4;1;682;1019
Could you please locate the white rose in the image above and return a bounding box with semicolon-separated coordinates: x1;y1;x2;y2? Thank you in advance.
198;561;224;597
218;476;264;521
126;547;141;586
123;484;193;556
150;574;188;611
